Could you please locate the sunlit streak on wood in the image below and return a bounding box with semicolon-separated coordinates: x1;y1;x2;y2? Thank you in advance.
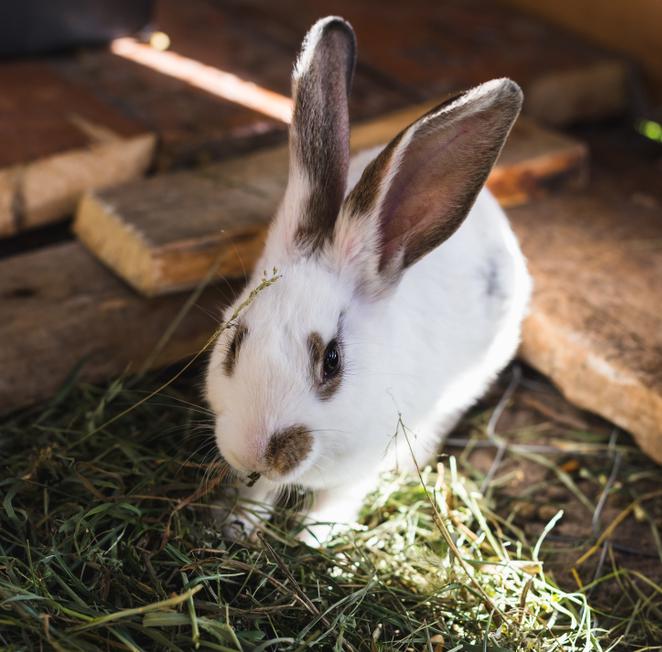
111;37;293;124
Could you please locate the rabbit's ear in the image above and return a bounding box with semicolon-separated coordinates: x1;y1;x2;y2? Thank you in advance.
335;79;522;294
275;17;356;256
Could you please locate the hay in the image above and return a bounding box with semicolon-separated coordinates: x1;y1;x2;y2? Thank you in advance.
1;277;660;650
1;380;606;652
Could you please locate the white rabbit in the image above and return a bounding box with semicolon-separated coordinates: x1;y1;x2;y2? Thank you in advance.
206;16;531;544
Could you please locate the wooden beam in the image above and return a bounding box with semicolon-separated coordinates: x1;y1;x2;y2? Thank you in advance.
0;242;237;414
0;62;155;237
73;109;587;296
509;137;662;463
52;0;405;173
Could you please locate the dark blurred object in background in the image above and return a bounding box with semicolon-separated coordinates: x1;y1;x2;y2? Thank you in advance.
0;0;154;56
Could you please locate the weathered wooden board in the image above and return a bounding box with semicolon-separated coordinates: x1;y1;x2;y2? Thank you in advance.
227;0;633;126
0;62;156;237
502;0;662;97
510;134;662;463
0;242;236;414
73;109;587;296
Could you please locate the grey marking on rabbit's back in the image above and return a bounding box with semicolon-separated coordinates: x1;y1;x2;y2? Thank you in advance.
483;257;503;299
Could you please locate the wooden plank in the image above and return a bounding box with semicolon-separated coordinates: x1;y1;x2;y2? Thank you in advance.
73;107;587;296
0;62;156;237
52;0;405;173
509;134;662;463
0;242;237;414
227;0;633;125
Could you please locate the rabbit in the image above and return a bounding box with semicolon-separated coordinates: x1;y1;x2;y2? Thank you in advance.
205;16;532;545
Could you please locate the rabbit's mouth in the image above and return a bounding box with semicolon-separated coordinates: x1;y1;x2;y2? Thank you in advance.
244;471;261;487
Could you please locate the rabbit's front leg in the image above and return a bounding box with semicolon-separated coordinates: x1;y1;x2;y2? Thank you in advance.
298;479;376;546
218;479;279;540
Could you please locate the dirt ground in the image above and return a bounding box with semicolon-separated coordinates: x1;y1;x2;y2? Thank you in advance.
448;363;662;641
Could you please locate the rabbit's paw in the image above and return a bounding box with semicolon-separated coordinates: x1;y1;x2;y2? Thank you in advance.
213;482;277;542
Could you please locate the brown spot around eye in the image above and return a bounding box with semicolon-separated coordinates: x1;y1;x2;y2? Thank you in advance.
223;323;247;376
308;332;324;377
265;425;312;475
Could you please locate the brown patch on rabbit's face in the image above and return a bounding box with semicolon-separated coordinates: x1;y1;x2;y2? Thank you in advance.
265;425;312;475
223;323;247;376
308;332;324;373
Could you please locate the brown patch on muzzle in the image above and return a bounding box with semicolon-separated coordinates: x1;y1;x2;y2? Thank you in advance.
265;425;312;475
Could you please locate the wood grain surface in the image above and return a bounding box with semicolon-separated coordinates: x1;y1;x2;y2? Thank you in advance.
73;108;587;296
0;63;155;237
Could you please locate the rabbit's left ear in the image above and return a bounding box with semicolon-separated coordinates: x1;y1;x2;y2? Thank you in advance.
333;78;522;295
272;17;356;256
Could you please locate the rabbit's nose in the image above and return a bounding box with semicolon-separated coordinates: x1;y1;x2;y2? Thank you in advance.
264;425;312;475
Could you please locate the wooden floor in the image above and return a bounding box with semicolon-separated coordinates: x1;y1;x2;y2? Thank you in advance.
510;126;662;462
0;0;660;461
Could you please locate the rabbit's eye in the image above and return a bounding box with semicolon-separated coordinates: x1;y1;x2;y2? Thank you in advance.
308;331;343;399
322;339;341;380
